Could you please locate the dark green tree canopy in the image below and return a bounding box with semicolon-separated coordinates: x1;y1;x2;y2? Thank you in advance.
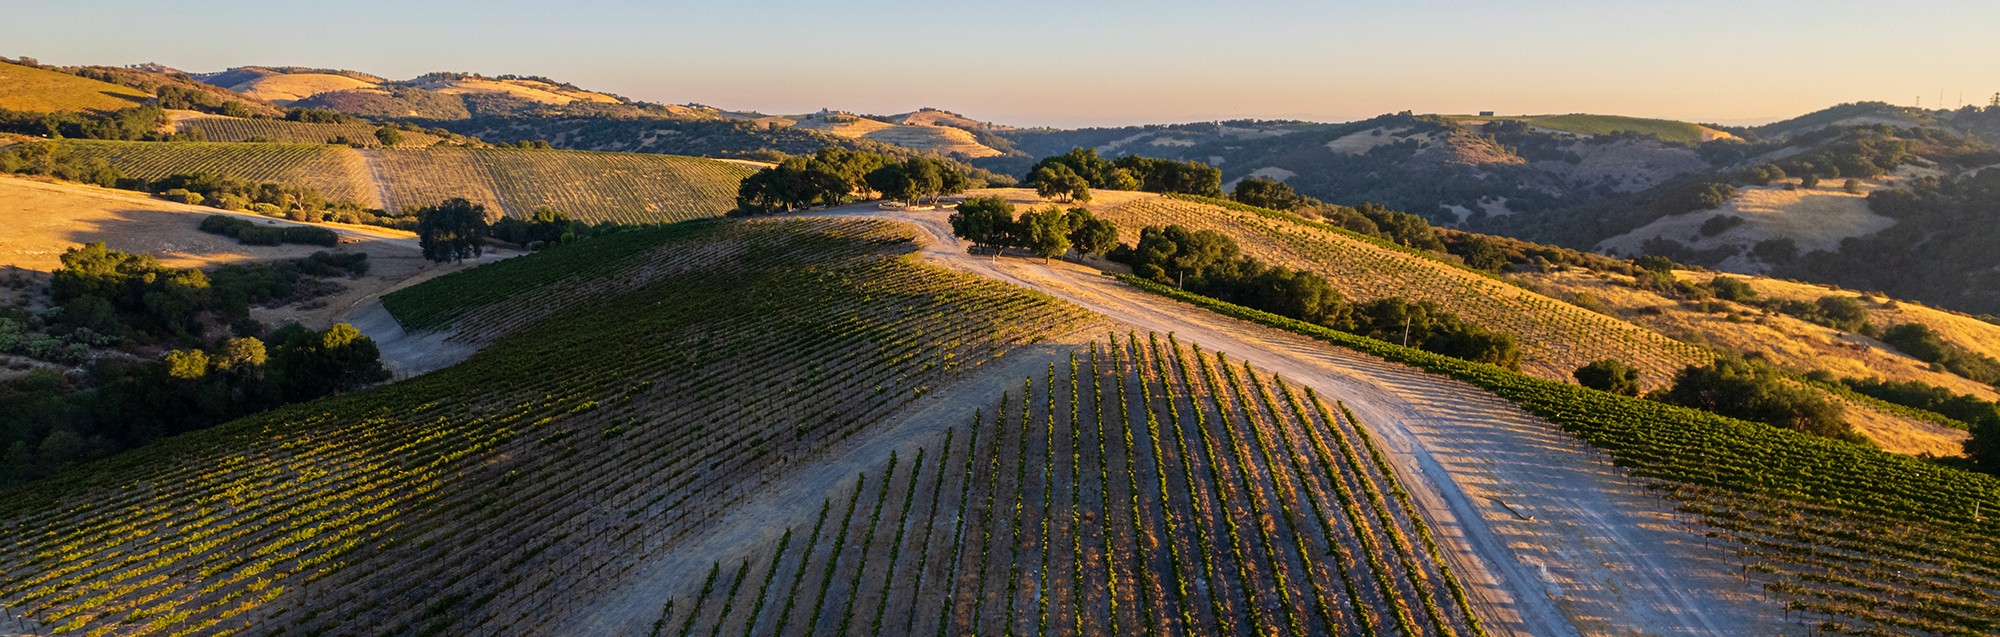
1575;359;1643;396
1232;177;1308;211
1064;208;1119;258
416;198;494;263
1029;163;1091;203
949;196;1018;253
1017;207;1072;263
1112;156;1223;197
1657;357;1852;440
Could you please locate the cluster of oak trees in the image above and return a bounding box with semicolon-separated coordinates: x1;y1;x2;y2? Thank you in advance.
1023;148;1224;203
735;148;972;213
948;196;1119;263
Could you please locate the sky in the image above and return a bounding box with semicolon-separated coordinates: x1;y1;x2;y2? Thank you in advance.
6;0;1998;128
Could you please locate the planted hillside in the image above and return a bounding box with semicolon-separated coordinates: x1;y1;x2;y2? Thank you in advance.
655;333;1484;636
1124;276;2000;635
0;218;1094;637
176;116;444;147
37;140;379;207
366;147;753;223
1093;195;1708;386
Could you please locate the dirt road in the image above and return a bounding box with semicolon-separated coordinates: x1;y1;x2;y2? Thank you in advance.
554;328;1103;636
791;206;1782;635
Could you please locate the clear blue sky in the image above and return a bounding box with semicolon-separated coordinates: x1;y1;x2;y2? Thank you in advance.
6;0;1997;127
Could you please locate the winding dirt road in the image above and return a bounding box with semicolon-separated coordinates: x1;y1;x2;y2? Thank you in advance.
794;206;1783;635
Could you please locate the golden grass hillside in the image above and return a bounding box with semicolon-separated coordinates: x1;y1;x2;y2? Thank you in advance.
221;71;380;103
0;61;150;113
1684;271;2000;370
1515;267;1978;457
410;76;622;105
0;175;341;272
788;113;1004;158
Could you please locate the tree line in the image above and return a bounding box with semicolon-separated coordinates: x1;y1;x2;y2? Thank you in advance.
1022;148;1225;203
735;148;975;213
1;244;387;485
947;196;1119;262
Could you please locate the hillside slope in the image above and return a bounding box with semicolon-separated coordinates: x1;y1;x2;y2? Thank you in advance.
786;112;1005;158
1074;192;1710;386
29;140;752;223
798;203;2000;635
0;218;1097;636
0;61;150;113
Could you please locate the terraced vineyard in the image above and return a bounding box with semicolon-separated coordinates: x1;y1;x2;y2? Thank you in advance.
0;218;1094;636
45;140;380;207
1095;195;1710;386
175;116;442;147
653;333;1486;637
364;147;754;223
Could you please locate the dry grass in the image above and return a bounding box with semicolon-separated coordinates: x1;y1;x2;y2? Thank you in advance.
1693;272;2000;370
1323;126;1415;154
414;77;621;105
1517;267;1982;456
224;72;379;103
0;175;466;334
1597;184;1894;269
0;176;330;272
0;61;150;113
789;114;1004;157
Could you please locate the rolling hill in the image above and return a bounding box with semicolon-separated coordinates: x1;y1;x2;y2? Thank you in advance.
0;218;1099;636
46;139;382;206
199;66;384;104
171;113;447;147
0;61;150;113
785;111;1006;158
29;140;753;223
1445;113;1735;143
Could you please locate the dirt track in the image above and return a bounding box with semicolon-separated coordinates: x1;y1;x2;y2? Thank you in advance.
554;328;1104;636
786;206;1785;635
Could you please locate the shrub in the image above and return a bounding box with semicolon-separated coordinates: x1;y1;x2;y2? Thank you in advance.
1575;359;1642;396
1656;357;1853;441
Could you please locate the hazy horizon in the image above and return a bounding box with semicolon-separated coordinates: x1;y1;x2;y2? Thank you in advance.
6;0;1996;128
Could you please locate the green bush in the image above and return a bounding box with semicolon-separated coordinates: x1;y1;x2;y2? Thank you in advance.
1575;359;1642;396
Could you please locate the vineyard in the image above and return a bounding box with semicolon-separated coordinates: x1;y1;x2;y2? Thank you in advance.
1125;275;2000;635
1093;195;1711;386
650;332;1488;637
175;116;443;147
364;147;754;223
30;141;751;225
44;140;380;207
0;218;1095;636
